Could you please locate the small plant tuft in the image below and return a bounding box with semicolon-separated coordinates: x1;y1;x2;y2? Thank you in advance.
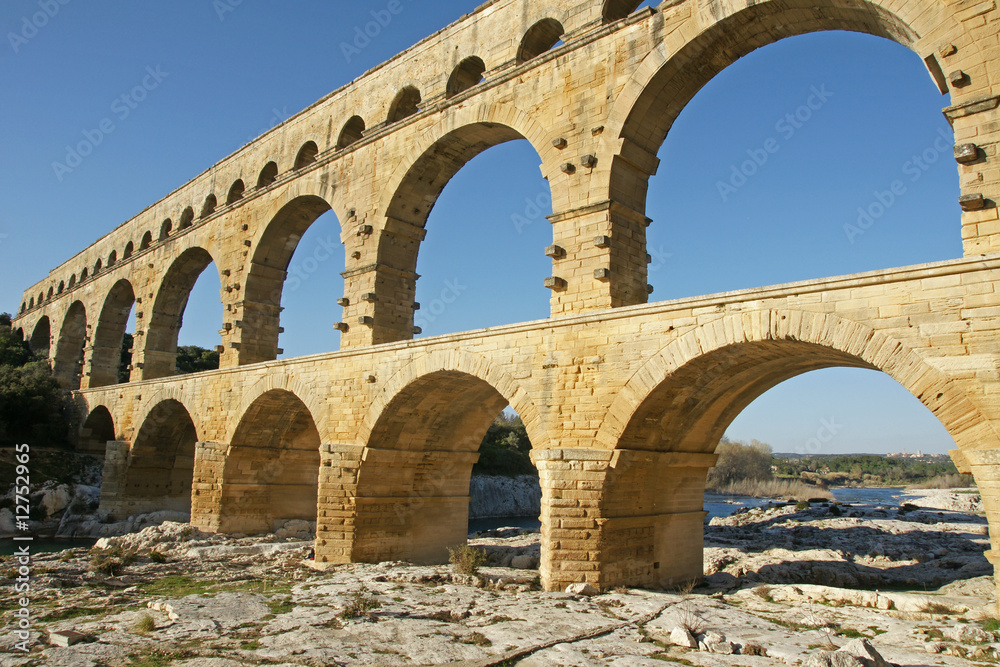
132;613;156;634
89;545;137;576
742;642;768;656
147;549;167;564
340;585;381;620
448;544;488;575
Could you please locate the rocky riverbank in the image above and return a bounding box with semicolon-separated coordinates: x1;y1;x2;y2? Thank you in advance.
1;492;995;666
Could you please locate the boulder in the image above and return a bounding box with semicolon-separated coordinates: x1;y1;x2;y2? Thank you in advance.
701;631;735;654
668;627;698;648
946;624;993;644
838;638;887;667
42;484;72;516
510;554;538;569
565;582;599;596
803;651;864;667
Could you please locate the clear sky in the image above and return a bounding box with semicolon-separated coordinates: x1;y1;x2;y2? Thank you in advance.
0;1;959;455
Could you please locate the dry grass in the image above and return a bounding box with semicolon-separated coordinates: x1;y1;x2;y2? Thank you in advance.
708;478;833;501
907;474;975;489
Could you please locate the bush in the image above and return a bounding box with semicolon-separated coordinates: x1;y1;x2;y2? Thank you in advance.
448;544;488;575
89;546;137;576
340;586;381;620
132;613;156;634
707;439;774;489
473;414;535;477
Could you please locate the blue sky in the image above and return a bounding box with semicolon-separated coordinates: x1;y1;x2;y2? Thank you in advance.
0;1;958;454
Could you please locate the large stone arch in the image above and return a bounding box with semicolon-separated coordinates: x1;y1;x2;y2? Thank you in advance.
344;349;545;564
238;184;345;365
28;315;51;360
599;0;983;237
52;301;88;389
141;246;221;380
577;310;1000;591
361;103;558;346
86;279;135;388
100;398;198;520
212;389;322;535
223;373;327;443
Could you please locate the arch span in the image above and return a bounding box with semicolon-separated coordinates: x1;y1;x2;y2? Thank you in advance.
142;247;219;379
101;399;197;520
603;0;971;214
29;316;50;359
368;105;555;344
53;301;87;389
88;279;135;388
584;310;998;590
343;350;545;565
214;389;321;535
79;405;115;456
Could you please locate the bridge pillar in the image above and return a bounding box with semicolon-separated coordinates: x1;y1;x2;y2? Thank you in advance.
190;442;227;532
81;343;122;388
547;201;650;316
955;447;1000;611
534;448;717;592
97;441;130;519
314;444;363;566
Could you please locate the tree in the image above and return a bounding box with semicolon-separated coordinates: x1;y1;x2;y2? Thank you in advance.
0;313;69;448
708;438;774;486
175;345;220;374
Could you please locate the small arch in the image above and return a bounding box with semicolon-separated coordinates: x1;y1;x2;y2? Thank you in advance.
602;0;643;22
79;406;115;456
140;231;152;250
94;258;103;274
517;19;564;63
294;141;319;169
107;250;117;267
37;292;44;304
67;275;76;289
159;219;173;241
47;287;54;299
201;194;217;218
446;56;486;98
388;86;421;123
29;316;50;357
226;179;245;204
57;281;65;294
257;161;278;188
179;206;194;229
80;267;89;281
22;301;28;312
337;116;366;149
122;241;134;260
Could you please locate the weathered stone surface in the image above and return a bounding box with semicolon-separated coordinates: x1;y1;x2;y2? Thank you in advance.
668;626;698;648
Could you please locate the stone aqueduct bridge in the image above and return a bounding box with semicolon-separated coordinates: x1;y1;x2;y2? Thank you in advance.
11;0;1000;593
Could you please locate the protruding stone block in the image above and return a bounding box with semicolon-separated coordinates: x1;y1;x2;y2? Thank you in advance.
960;193;986;211
544;276;567;289
545;245;566;258
955;143;979;164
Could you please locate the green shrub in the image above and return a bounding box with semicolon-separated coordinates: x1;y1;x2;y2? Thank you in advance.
448;544;488;575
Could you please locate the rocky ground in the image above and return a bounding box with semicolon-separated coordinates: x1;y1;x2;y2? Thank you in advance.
1;490;996;666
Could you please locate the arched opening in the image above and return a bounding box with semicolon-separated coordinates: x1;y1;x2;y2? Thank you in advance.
88;279;136;387
217;390;320;535
352;371;516;564
57;281;65;294
29;316;50;358
143;248;221;379
446;57;486;98
94;259;103;275
200;194;217;218
226;179;245;204
38;292;44;305
79;406;115;456
179;206;195;230
140;231;152;250
108;400;196;520
22;301;28;313
122;241;134;260
293;141;319;169
80;267;89;281
46;287;54;299
516;19;564;63
243;195;336;363
67;275;76;289
615;7;958;299
159;219;172;241
387;86;421;123
376;122;552;340
52;301;87;389
257;161;278;188
602;0;644;22
107;251;117;267
597;328;979;591
337;116;365;149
